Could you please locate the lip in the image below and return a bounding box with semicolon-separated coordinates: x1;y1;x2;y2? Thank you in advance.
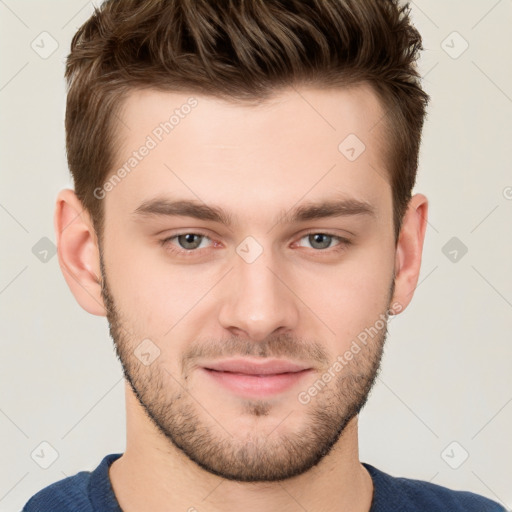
201;358;311;375
199;358;313;398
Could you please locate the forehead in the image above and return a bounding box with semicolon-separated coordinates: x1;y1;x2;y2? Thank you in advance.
105;84;391;225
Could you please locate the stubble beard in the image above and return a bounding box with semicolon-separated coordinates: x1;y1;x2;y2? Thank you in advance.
100;252;392;482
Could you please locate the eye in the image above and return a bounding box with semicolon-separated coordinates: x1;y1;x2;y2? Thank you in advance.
160;231;352;258
297;232;351;252
160;232;213;256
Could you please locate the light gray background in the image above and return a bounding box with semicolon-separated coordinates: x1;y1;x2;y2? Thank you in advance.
1;1;511;510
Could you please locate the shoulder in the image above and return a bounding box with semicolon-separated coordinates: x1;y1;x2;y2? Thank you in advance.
21;453;122;512
363;463;507;512
21;471;92;512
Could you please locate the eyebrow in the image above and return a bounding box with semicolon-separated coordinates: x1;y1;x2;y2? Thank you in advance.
132;196;376;227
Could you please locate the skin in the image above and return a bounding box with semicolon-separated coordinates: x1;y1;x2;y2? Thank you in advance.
55;84;428;512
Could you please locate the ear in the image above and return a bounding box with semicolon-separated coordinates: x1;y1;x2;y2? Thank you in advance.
390;193;428;314
54;188;106;316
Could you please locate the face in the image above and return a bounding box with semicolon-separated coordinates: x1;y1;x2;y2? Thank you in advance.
98;85;399;482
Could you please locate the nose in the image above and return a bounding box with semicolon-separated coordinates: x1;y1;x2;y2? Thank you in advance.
217;247;300;342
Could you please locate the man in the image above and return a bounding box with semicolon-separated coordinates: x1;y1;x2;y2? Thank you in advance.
22;0;506;510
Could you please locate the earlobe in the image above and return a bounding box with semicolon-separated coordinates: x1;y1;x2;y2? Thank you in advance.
54;189;106;316
391;193;429;314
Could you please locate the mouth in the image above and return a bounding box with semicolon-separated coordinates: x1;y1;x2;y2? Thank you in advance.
199;358;313;397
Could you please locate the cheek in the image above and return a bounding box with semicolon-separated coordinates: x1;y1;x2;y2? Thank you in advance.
104;239;221;338
307;245;395;344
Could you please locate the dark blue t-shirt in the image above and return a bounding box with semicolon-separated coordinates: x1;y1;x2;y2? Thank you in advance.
22;453;507;511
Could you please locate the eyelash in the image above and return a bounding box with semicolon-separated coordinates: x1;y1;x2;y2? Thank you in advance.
159;231;352;257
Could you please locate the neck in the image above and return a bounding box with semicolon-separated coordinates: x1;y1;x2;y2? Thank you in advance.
109;384;374;512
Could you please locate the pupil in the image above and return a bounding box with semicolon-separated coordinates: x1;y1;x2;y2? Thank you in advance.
181;234;200;249
311;233;330;249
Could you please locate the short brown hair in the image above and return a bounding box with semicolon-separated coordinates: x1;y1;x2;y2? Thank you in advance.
65;0;429;242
